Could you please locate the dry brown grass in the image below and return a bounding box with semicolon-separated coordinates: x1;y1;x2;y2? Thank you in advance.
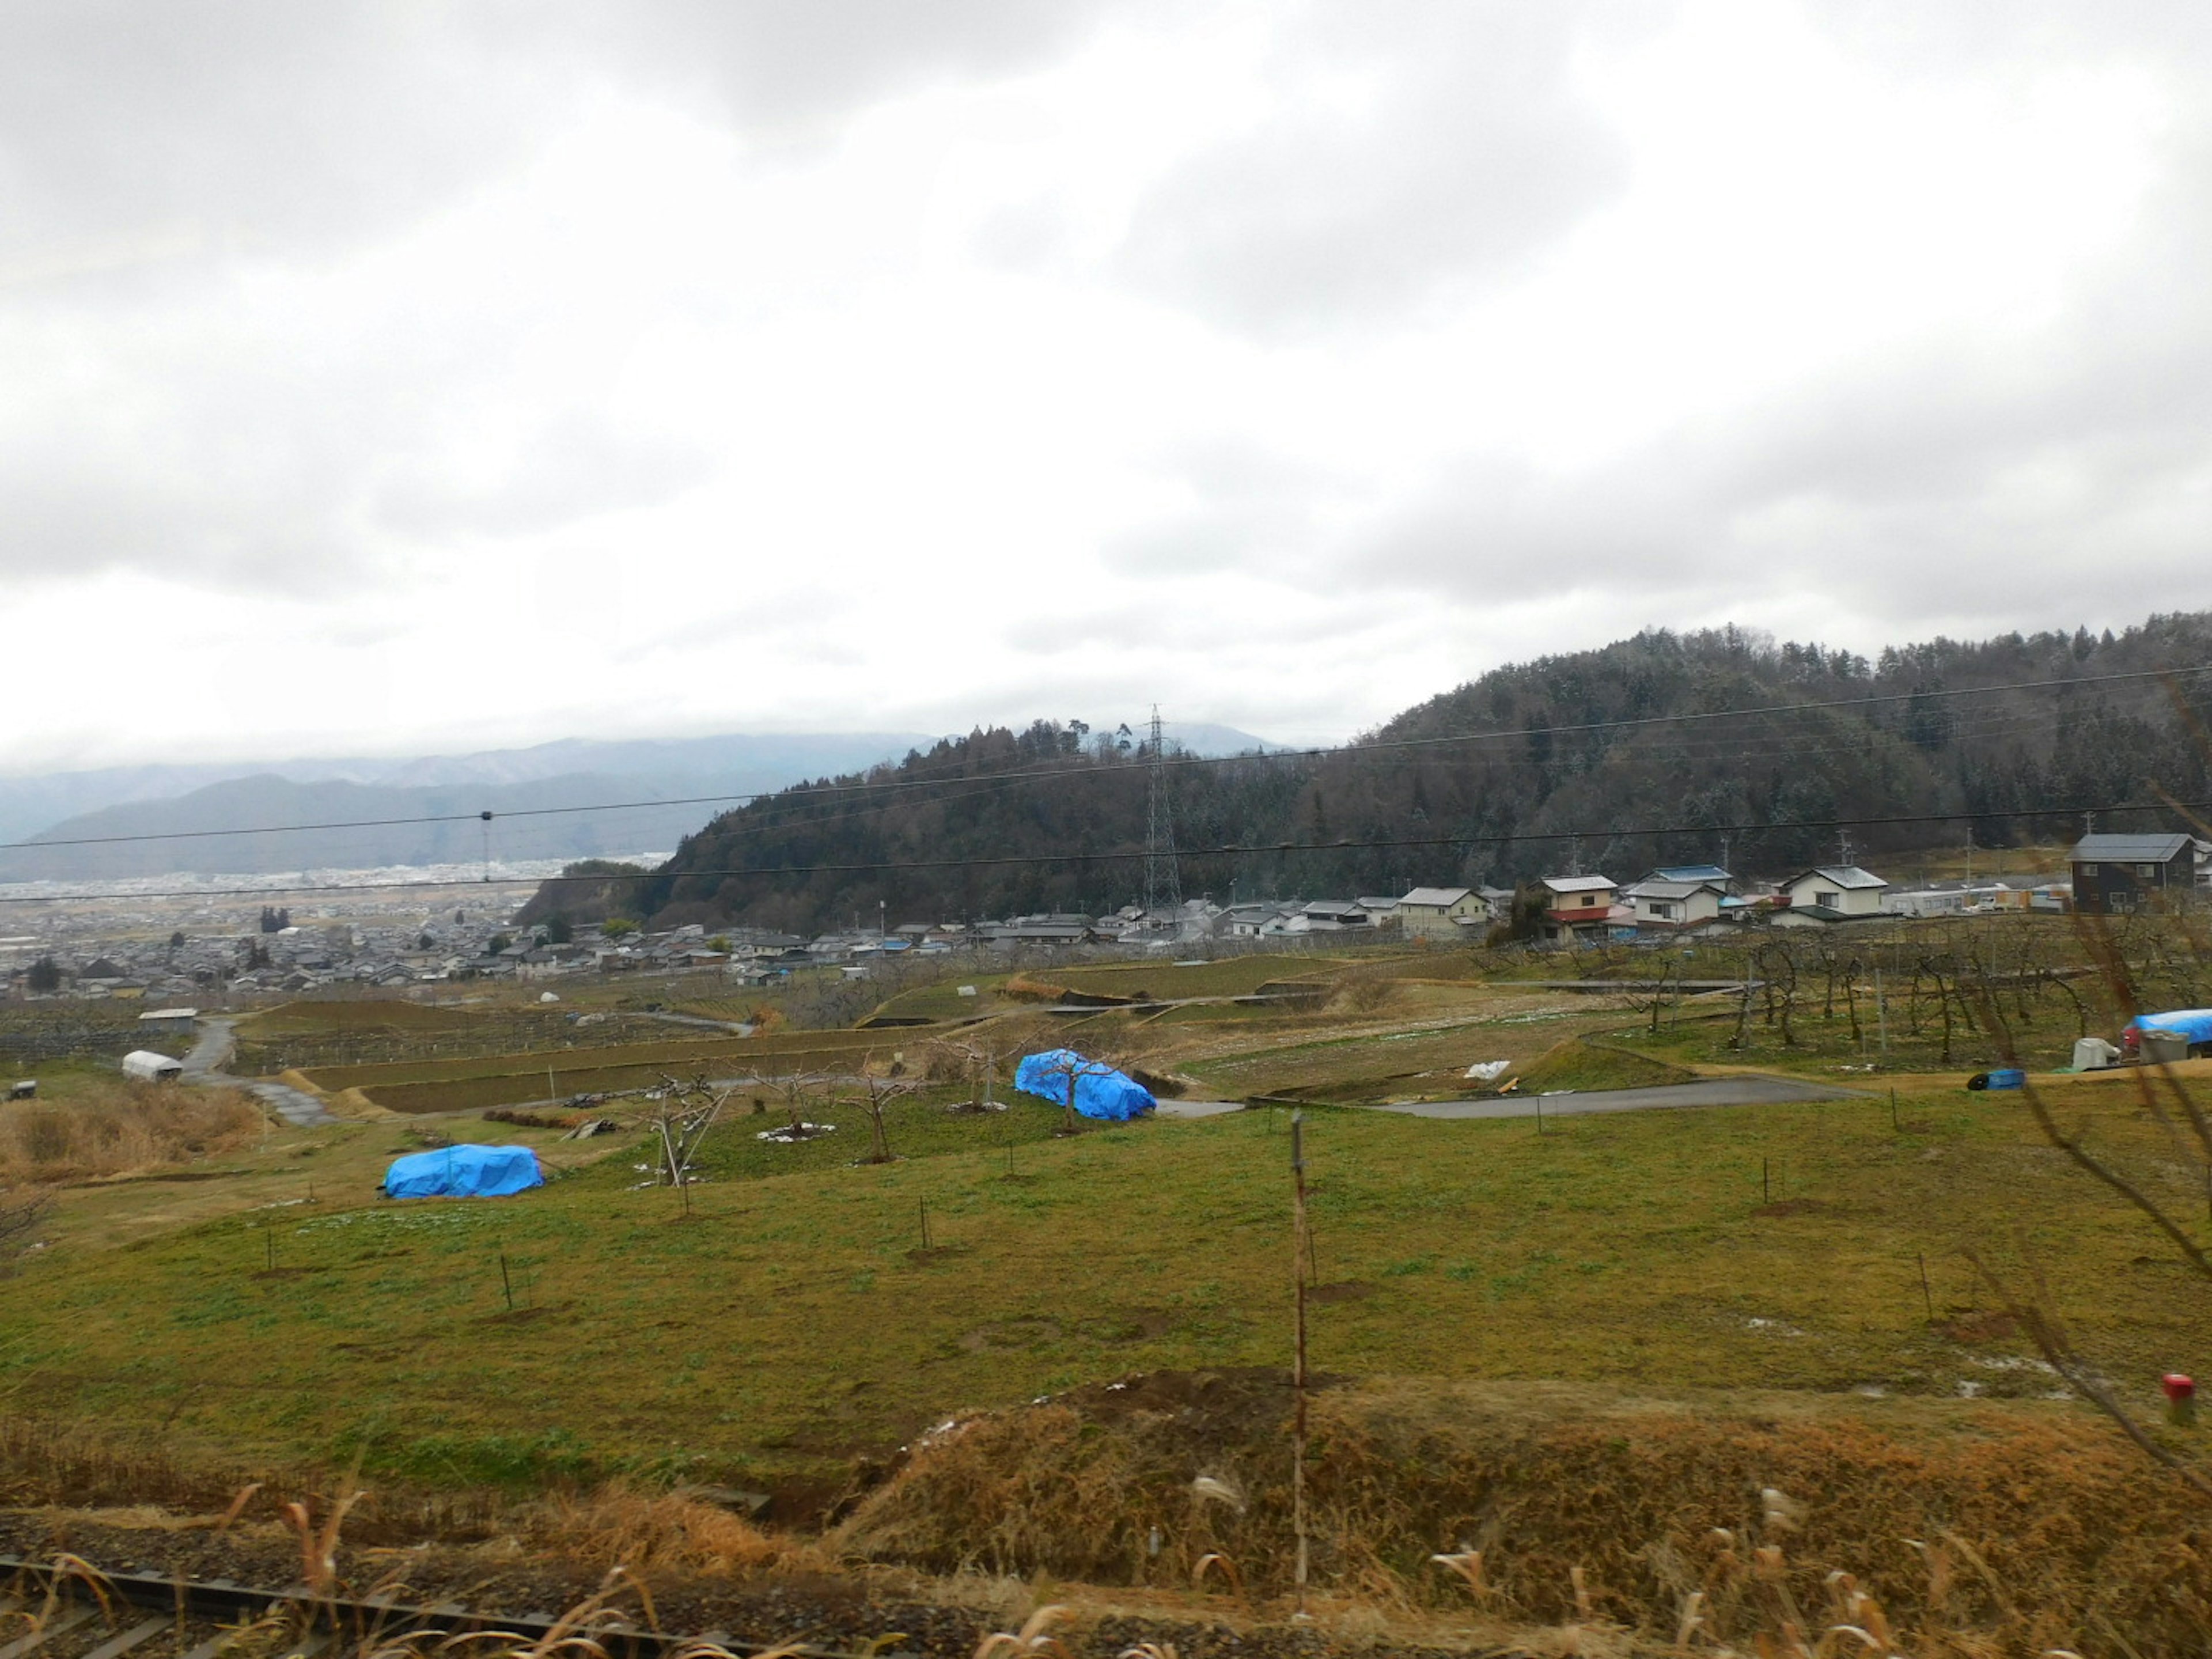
529;1483;830;1578
0;1079;262;1184
835;1376;2212;1653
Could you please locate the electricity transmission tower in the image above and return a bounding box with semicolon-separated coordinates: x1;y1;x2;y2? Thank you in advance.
1143;706;1182;930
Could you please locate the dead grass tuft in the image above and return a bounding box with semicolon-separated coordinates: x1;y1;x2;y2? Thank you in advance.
835;1376;2212;1650
530;1483;830;1578
0;1080;262;1184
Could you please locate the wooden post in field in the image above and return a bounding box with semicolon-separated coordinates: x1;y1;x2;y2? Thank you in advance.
1917;1251;1935;1323
499;1249;514;1311
1875;967;1889;1056
1290;1110;1310;1611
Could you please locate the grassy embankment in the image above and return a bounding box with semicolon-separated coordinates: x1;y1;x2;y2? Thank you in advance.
0;1069;262;1186
295;1027;923;1114
4;1067;2205;1501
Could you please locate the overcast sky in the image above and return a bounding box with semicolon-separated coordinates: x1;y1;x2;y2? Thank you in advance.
5;1;2210;771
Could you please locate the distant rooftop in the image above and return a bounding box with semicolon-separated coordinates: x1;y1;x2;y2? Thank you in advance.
2071;833;2193;862
1624;878;1721;899
1399;886;1472;907
1789;866;1889;890
1543;874;1616;893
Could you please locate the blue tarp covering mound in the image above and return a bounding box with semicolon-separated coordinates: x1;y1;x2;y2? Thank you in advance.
1014;1048;1157;1121
383;1143;545;1200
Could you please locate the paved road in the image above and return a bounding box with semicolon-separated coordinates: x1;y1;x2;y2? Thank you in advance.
1366;1074;1869;1121
1153;1099;1244;1119
183;1018;338;1128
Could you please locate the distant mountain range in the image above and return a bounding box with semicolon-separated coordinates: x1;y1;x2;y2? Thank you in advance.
0;722;1279;881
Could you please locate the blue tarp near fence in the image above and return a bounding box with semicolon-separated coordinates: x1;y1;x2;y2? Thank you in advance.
1013;1048;1157;1121
382;1143;546;1200
2130;1009;2212;1046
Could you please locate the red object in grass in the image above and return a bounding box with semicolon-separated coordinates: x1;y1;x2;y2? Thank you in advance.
2163;1373;2195;1402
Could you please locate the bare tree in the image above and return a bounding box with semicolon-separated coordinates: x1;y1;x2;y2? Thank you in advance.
929;1036;1005;1113
850;1063;921;1164
1032;1051;1127;1135
645;1073;736;1215
760;1069;838;1141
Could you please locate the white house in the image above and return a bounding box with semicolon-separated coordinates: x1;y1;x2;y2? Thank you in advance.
1539;874;1623;945
1772;865;1889;927
1622;875;1727;930
1397;886;1483;939
1298;900;1372;931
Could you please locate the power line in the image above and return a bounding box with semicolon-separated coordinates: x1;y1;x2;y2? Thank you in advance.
5;660;2205;853
3;793;2202;906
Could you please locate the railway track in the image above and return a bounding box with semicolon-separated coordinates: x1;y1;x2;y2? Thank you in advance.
0;1556;892;1659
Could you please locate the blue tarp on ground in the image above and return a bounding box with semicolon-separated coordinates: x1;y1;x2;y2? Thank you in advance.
383;1143;545;1200
2129;1009;2212;1046
1014;1048;1157;1121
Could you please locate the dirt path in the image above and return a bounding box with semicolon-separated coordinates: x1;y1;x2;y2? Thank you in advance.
183;1018;338;1127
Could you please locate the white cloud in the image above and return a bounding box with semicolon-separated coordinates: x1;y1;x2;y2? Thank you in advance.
2;0;2211;773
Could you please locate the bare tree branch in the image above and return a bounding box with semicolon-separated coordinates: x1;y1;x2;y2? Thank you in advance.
0;1189;51;1253
1965;1248;2212;1503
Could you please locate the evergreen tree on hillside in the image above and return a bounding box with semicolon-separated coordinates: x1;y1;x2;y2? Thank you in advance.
513;612;2212;934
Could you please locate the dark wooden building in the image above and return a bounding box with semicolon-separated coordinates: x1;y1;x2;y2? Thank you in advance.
2069;832;2195;915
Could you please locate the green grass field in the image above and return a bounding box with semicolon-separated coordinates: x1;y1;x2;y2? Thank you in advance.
7;1069;2205;1503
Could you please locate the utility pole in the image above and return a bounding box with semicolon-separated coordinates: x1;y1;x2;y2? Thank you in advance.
1837;828;1855;868
1290;1111;1311;1612
1142;705;1181;931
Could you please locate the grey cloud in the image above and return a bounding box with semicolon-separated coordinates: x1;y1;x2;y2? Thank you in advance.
1102;436;1363;577
547;0;1125;143
0;2;1135;598
374;411;715;541
0;283;540;590
1112;3;1631;338
1803;0;2212;78
1104;513;1291;578
0;1;1118;275
1359;349;2212;637
0;4;550;267
1225;111;2212;634
971;196;1074;272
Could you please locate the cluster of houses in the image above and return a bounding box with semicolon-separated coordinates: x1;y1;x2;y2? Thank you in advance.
835;830;2211;958
12;833;2208;1002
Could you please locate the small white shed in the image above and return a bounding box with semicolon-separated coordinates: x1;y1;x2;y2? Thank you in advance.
122;1050;184;1083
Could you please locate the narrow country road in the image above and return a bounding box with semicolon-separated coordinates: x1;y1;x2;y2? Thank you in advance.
183;1017;338;1128
1366;1073;1871;1120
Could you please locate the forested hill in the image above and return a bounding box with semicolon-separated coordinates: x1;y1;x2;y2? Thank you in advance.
521;612;2212;933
